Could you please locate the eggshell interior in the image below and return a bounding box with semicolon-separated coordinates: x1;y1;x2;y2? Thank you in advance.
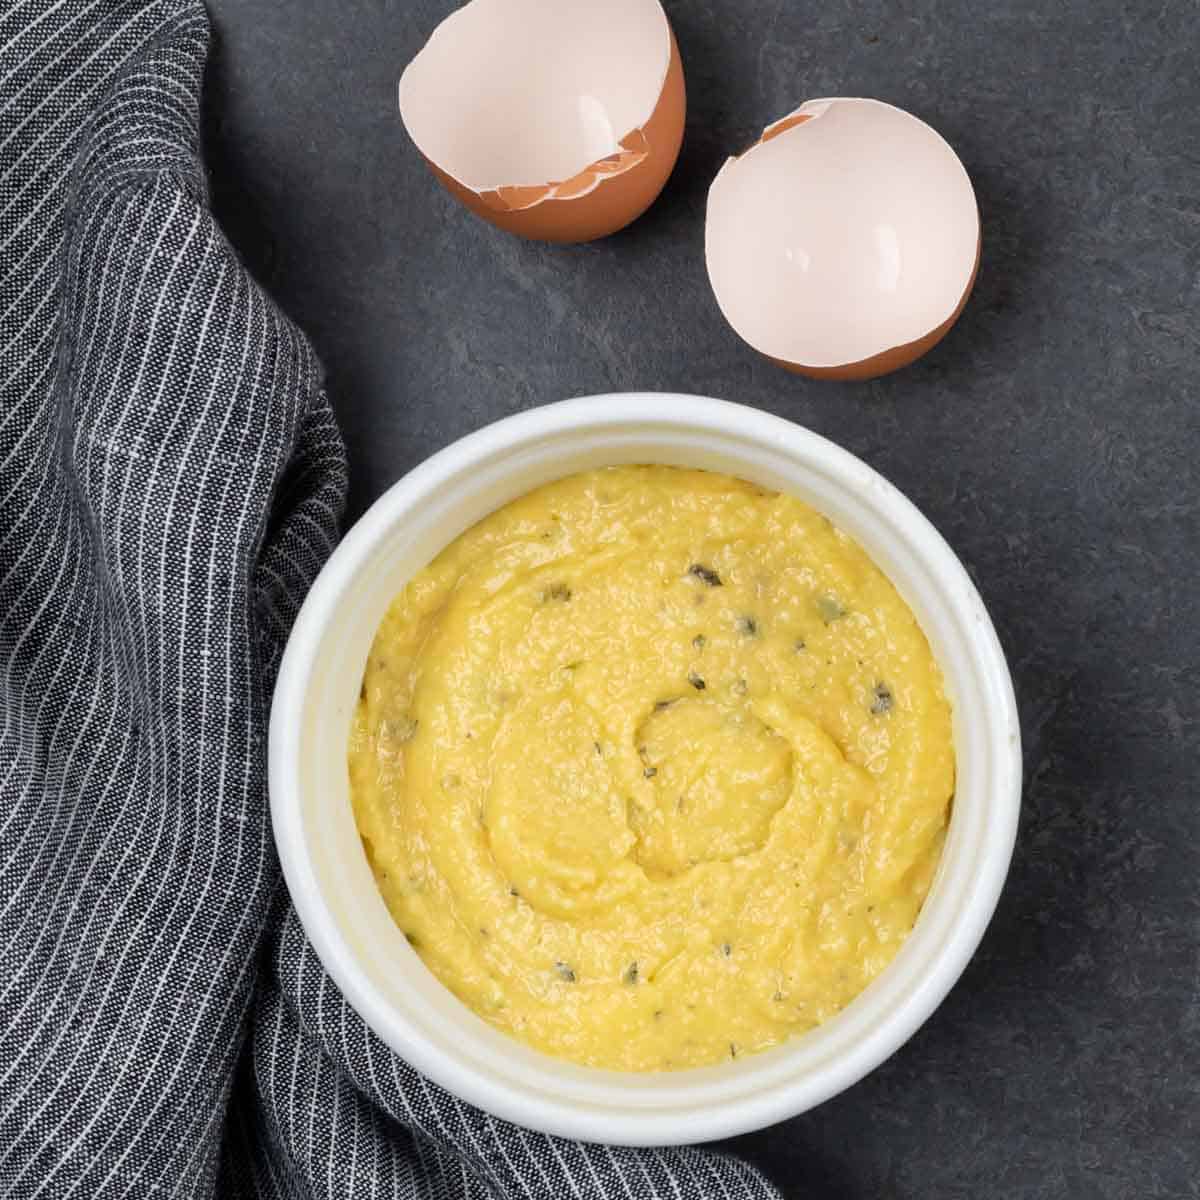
399;0;672;193
706;98;980;376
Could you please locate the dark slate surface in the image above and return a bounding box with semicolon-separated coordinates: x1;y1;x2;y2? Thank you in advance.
202;2;1199;1196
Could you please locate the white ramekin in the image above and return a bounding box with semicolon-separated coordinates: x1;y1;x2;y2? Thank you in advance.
269;393;1021;1146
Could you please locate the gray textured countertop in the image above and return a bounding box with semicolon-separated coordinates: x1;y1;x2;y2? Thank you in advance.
203;2;1199;1195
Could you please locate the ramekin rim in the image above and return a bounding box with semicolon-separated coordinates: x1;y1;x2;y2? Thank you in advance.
269;392;1021;1144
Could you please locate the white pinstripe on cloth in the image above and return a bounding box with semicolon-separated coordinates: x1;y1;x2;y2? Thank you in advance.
0;2;784;1196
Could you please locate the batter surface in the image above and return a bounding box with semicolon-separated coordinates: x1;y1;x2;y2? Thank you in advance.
348;466;953;1070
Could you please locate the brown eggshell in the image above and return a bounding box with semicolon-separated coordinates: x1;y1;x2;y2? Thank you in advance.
402;11;685;245
423;30;684;244
706;98;981;381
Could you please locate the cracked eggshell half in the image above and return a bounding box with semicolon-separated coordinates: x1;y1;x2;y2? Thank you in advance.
398;0;686;244
705;98;981;380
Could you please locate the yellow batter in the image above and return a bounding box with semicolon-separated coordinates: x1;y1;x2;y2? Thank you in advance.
348;466;953;1071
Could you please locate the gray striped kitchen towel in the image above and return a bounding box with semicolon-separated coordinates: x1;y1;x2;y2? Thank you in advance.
0;2;782;1197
